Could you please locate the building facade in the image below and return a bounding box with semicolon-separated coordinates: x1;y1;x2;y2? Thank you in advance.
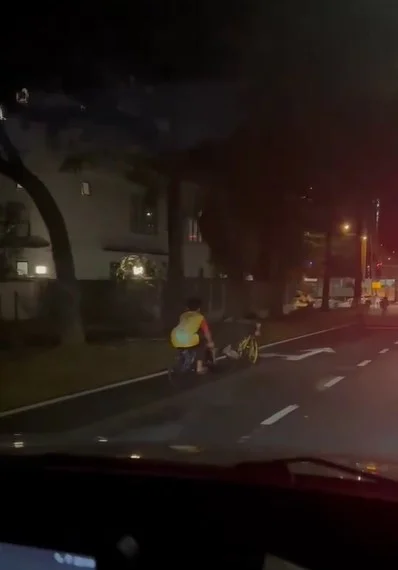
0;111;212;280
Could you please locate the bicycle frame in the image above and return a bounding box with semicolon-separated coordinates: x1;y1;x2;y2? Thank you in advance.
237;334;259;364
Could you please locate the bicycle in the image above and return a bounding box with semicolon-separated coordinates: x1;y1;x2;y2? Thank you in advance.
236;332;259;364
168;345;217;388
225;322;261;365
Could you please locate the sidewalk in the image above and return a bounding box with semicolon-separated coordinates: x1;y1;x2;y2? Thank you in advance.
363;303;398;326
0;308;358;413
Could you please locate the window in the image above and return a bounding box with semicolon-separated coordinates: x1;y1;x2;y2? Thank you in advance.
130;190;158;234
0;201;29;237
16;260;28;276
187;218;202;242
81;181;91;196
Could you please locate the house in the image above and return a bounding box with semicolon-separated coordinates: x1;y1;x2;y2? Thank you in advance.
0;93;213;281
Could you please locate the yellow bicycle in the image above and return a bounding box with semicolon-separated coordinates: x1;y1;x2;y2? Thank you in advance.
236;323;261;364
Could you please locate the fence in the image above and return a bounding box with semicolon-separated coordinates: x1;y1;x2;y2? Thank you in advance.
0;278;295;333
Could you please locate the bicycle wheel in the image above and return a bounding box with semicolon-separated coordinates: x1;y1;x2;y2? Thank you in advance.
247;338;259;364
237;336;250;358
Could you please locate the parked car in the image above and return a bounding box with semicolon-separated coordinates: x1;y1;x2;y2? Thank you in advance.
292;291;314;309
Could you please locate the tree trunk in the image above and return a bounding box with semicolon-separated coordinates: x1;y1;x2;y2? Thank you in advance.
268;250;286;319
164;175;184;328
321;227;332;312
0;124;84;344
2;163;84;344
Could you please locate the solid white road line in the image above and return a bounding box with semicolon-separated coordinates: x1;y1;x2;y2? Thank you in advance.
357;360;371;367
260;405;299;426
257;322;354;350
367;326;398;330
0;322;355;418
323;376;345;388
379;348;389;354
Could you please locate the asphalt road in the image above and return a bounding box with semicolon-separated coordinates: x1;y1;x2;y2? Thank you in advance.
3;312;398;462
52;314;398;461
0;319;359;436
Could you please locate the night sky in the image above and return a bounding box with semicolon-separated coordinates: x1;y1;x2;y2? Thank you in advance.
1;1;398;249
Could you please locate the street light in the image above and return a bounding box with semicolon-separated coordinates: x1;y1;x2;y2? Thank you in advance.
342;223;351;232
361;236;367;279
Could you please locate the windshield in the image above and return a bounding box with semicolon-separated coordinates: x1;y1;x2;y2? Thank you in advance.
1;2;398;475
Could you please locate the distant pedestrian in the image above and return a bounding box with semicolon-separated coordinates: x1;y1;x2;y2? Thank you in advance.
381;296;388;315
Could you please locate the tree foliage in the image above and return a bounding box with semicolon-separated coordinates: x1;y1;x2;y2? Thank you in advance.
116;254;161;281
0;111;86;342
186;125;310;282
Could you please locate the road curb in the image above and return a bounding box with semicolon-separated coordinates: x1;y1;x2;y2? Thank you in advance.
0;321;357;419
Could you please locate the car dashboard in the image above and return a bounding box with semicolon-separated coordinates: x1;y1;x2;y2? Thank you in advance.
2;453;398;570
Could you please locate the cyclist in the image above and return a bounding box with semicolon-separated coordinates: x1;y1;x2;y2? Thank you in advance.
381;296;388;315
170;297;214;374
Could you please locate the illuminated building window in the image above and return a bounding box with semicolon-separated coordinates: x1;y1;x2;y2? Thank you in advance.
81;181;91;196
16;260;28;276
35;265;48;275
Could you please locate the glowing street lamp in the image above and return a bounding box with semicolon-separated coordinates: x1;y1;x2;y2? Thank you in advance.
342;223;351;232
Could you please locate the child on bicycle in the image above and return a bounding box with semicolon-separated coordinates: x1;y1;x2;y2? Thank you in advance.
170;297;214;374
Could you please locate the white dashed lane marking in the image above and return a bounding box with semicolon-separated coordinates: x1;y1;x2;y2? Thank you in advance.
260;405;299;426
241;335;397;443
357;360;371;367
316;376;345;391
323;376;345;388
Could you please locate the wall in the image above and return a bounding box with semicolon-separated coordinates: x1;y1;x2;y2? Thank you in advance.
0;278;287;329
182;243;213;278
0;280;44;320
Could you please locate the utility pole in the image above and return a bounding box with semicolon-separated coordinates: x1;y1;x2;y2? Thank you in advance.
353;212;364;307
372;198;380;279
321;221;332;312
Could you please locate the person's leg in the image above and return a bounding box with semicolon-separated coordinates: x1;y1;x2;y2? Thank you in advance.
176;348;189;372
195;332;207;373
